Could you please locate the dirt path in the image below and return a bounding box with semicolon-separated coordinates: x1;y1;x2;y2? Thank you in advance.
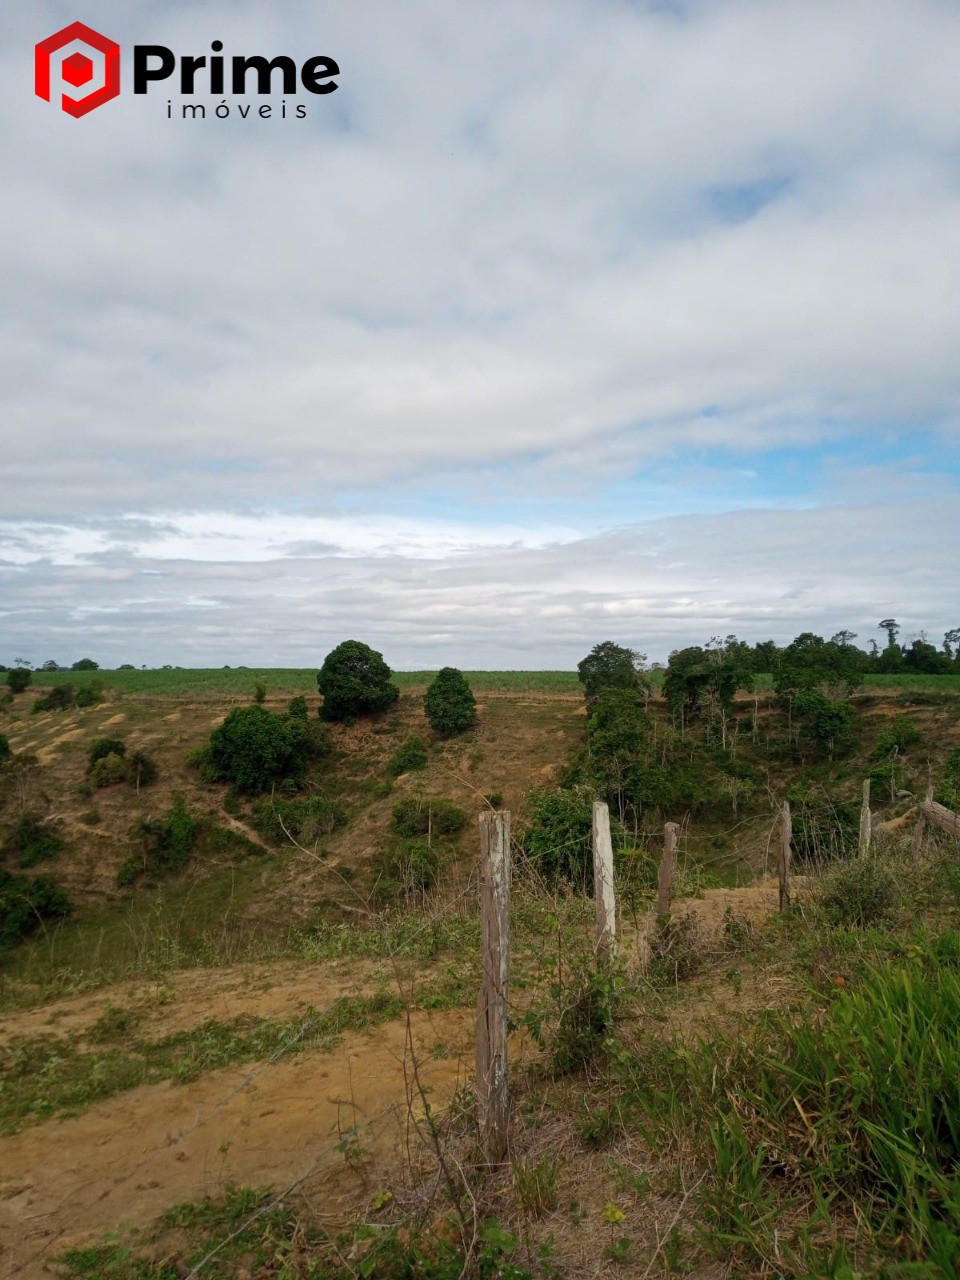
0;1007;473;1278
0;958;381;1048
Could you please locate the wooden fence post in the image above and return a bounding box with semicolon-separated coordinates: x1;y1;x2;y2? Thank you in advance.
658;822;679;923
592;801;617;961
779;800;792;912
858;779;871;857
476;811;511;1163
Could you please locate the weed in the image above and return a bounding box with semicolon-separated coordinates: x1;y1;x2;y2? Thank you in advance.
512;1153;560;1217
820;857;897;928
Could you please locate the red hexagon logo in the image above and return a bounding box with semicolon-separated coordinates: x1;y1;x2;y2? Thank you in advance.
36;22;120;118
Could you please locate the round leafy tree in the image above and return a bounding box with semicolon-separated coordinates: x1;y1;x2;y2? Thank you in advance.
577;642;646;701
316;640;399;722
6;669;31;694
424;667;477;737
208;705;309;794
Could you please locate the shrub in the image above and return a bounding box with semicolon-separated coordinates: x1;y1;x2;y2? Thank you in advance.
207;705;310;794
316;640;399;722
127;750;158;788
287;696;309;721
424;667;477;737
371;838;441;903
71;658;99;671
6;669;31;694
872;717;922;760
31;685;75;713
787;789;858;863
0;734;9;763
91;752;129;788
391;796;466;838
89;739;126;769
253;681;267;705
128;794;198;882
3;813;63;868
0;870;70;947
388;735;428;776
525;963;623;1075
255;794;346;846
523;785;600;889
820;857;897;928
75;684;104;707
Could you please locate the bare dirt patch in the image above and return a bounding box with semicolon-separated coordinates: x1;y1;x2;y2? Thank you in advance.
0;1008;473;1277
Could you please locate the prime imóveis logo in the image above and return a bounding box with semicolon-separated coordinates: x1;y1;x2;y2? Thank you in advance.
35;21;121;118
35;22;341;121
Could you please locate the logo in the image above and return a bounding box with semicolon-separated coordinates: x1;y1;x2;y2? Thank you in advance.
35;21;120;118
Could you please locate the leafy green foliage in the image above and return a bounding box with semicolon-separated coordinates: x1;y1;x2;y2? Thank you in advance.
316;639;399;722
31;684;75;713
90;753;129;788
206;705;310;794
0;734;9;762
126;750;158;788
577;640;646;700
936;746;960;809
287;695;309;721
89;739;126;768
123;795;198;884
388;734;428;775
70;658;99;671
255;794;346;846
371;838;441;903
6;669;31;694
3;814;63;869
820;857;897;928
774;632;864;699
423;666;477;736
872;716;922;760
391;796;466;838
793;689;855;757
74;684;104;707
663;642;752;718
0;870;70;947
522;784;598;888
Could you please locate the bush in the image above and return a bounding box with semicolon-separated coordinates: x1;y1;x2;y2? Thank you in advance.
71;658;99;671
207;705;310;794
388;735;428;776
287;696;309;721
127;794;198;883
371;838;441;903
523;785;598;889
577;641;646;700
89;739;126;769
424;668;477;737
316;640;399;722
0;734;9;763
0;870;70;947
91;752;129;788
391;796;466;838
872;717;922;760
31;685;75;713
75;684;104;707
821;857;897;928
3;813;63;868
127;750;158;788
255;794;346;846
787;789;859;863
6;669;31;694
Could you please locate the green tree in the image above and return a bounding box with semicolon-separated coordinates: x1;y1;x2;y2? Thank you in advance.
316;640;399;722
207;705;310;794
663;642;752;724
577;641;646;701
6;669;31;694
774;633;863;701
877;618;903;673
424;667;477;737
71;658;99;671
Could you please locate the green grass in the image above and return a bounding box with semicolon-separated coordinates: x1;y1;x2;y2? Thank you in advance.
619;925;960;1276
25;668;585;697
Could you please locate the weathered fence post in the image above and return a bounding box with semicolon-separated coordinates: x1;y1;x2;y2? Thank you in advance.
592;800;617;961
858;779;871;857
919;787;960;841
658;822;679;923
476;810;511;1163
778;800;792;912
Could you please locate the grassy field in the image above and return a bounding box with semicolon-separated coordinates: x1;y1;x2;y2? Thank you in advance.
23;668;585;697
18;666;960;700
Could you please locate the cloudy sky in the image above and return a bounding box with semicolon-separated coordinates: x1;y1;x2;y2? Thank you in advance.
2;0;958;669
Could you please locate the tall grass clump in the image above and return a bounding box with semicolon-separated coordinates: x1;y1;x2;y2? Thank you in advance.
623;935;960;1274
